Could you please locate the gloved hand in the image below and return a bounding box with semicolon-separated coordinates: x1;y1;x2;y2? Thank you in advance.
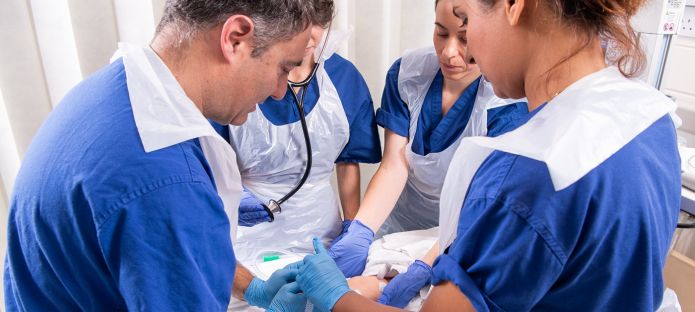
238;187;271;227
283;260;304;270
297;238;352;312
327;220;373;278
376;260;432;308
329;219;352;249
267;282;307;312
244;268;299;309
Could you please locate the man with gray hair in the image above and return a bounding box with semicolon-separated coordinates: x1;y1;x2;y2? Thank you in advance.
4;1;313;311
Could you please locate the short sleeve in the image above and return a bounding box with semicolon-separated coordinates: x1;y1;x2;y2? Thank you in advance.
432;197;563;312
97;181;236;312
323;55;383;164
336;96;383;163
376;58;409;137
486;102;528;137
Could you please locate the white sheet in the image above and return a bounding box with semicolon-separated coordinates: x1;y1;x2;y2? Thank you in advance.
227;228;439;311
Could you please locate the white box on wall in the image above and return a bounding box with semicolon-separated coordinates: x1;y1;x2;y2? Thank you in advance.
632;0;686;34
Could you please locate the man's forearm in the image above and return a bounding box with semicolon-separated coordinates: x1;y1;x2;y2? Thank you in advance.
232;263;254;300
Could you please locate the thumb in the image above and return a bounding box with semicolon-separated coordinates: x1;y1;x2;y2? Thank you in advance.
313;237;328;255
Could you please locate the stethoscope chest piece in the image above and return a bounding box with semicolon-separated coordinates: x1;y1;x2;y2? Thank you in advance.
262;200;281;223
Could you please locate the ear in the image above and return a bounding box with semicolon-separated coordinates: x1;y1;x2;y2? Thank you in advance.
220;15;254;62
505;0;525;26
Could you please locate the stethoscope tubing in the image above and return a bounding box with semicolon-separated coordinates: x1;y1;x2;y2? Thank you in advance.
261;25;333;221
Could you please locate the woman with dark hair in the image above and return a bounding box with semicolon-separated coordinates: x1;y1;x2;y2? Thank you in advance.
272;0;682;309
326;0;527;307
210;0;382;266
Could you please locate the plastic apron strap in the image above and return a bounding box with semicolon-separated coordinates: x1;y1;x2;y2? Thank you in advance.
199;136;243;244
438;139;493;254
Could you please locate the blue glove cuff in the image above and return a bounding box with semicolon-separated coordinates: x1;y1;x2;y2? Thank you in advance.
350;219;375;238
411;260;433;286
244;277;269;308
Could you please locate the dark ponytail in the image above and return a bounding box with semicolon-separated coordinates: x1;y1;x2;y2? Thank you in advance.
547;0;646;77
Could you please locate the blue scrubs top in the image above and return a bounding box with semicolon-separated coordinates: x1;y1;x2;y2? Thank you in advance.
211;53;382;164
4;59;236;312
431;104;681;311
377;58;528;154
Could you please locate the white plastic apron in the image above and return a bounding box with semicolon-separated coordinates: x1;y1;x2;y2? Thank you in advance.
379;45;522;236
229;28;353;263
113;42;243;244
438;66;681;254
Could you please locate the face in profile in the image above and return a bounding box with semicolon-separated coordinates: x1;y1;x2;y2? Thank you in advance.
304;25;326;63
433;0;479;81
451;0;524;99
223;26;312;126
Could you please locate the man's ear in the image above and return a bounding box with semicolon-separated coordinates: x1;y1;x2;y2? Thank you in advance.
505;0;525;26
220;15;254;62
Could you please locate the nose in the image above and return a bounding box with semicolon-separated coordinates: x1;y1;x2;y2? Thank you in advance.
442;37;460;60
464;44;476;65
270;79;288;100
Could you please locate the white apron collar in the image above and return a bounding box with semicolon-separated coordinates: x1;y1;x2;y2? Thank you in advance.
116;42;243;243
116;42;221;152
438;66;679;254
468;66;680;191
314;26;353;64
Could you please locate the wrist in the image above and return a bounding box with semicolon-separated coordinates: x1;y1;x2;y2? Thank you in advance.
244;277;267;308
351;220;375;238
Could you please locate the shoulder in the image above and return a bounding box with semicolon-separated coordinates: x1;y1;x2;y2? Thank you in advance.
469;112;680;257
387;58;403;82
15;61;217;227
324;54;369;92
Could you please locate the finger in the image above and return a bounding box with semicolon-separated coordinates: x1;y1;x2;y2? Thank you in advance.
313;237;328;255
283;260;304;270
240;205;267;213
282;281;302;294
245;211;271;219
376;292;390;305
280;269;299;282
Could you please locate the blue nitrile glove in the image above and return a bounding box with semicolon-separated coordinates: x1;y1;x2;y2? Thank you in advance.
297;238;352;312
267;282;307;312
238;187;271;227
283;260;304;270
376;260;432;308
329;219;353;249
244;268;299;309
327;219;373;278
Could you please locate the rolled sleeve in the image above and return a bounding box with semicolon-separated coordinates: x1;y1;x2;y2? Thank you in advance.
376;58;410;137
432;254;496;312
432;197;564;312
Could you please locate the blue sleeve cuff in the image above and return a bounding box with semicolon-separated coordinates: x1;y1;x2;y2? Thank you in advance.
334;157;380;164
376;108;409;138
432;254;503;312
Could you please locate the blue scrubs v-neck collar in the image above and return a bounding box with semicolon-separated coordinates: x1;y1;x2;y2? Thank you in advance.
413;72;482;155
259;77;320;126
